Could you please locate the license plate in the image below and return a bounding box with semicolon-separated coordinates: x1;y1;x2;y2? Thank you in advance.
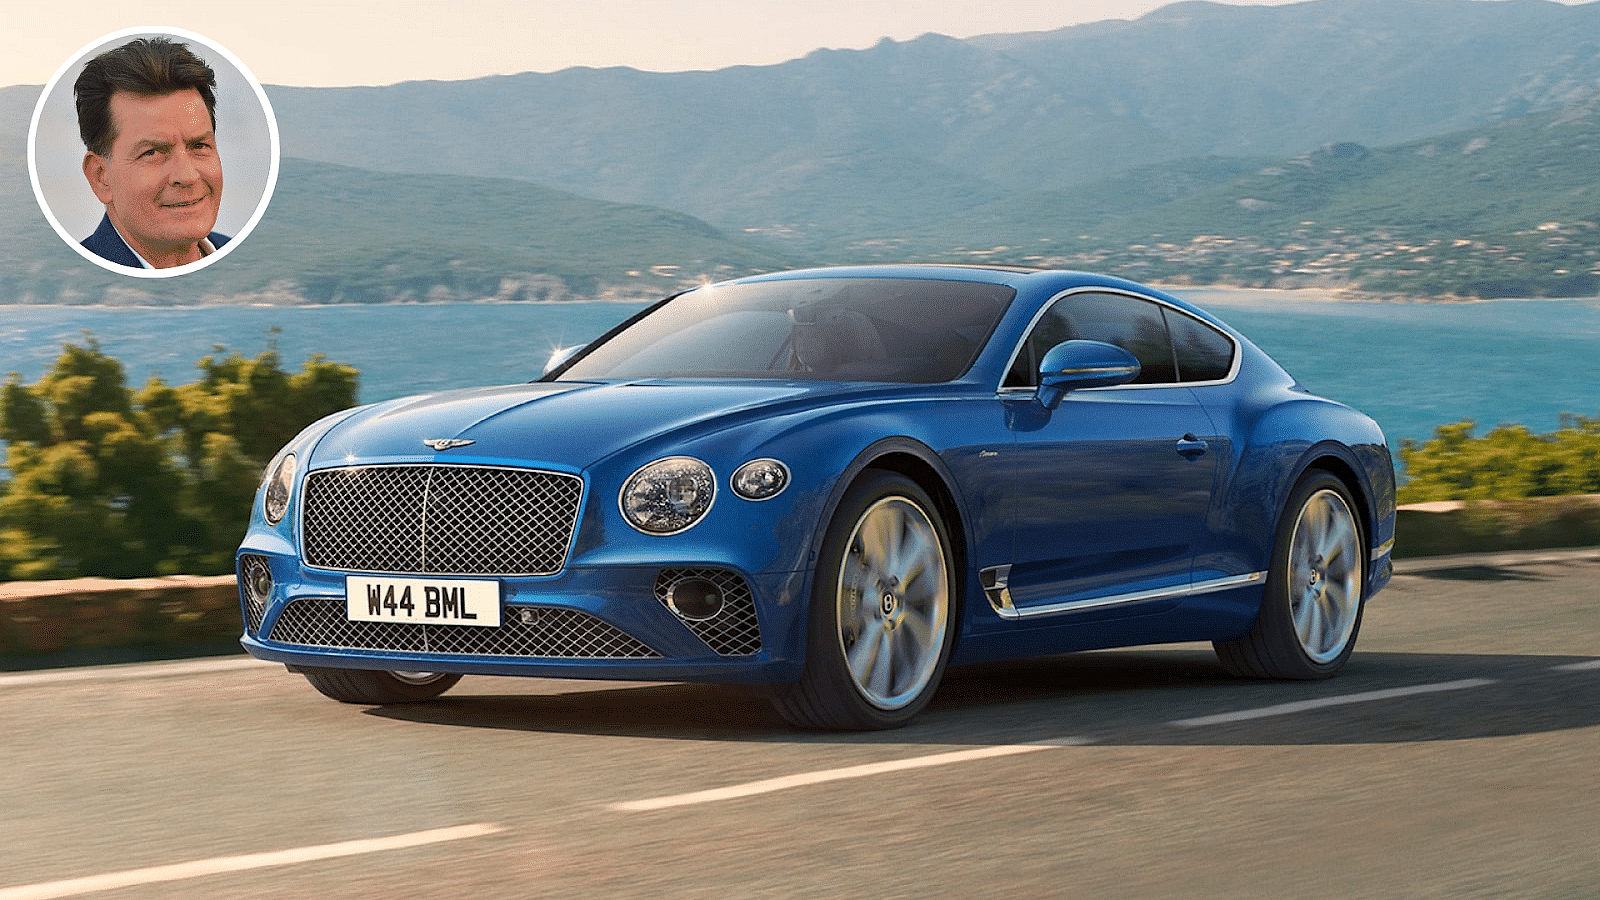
346;576;501;627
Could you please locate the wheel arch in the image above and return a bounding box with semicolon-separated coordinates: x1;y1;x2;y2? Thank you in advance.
1239;396;1395;586
1299;452;1373;547
809;438;971;648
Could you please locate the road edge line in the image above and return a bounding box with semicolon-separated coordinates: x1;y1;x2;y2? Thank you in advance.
0;823;503;900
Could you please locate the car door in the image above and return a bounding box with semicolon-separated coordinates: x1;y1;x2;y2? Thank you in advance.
995;291;1221;618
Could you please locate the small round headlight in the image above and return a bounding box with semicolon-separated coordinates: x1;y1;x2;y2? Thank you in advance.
263;453;297;525
731;458;790;501
620;457;715;535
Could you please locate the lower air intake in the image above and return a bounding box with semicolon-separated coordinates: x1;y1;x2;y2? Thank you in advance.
268;597;660;658
654;568;763;657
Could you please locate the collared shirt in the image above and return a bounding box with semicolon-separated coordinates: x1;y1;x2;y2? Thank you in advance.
111;223;218;269
81;212;230;270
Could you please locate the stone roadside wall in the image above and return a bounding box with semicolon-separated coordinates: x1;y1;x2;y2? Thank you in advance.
4;495;1599;669
1;574;240;669
1395;493;1600;558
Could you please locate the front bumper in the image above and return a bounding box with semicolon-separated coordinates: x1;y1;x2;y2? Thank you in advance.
237;555;811;684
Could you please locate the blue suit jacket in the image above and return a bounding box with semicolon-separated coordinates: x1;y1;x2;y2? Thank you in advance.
81;213;230;269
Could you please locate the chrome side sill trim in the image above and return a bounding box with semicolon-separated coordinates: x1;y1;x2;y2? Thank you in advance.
995;571;1268;620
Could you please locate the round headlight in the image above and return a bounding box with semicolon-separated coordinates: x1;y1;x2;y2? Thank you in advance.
263;453;297;525
620;457;715;535
731;458;790;501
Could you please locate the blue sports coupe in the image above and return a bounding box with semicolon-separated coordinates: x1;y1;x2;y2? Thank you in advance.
237;265;1395;729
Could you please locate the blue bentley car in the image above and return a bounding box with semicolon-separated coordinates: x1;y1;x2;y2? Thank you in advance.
237;265;1395;729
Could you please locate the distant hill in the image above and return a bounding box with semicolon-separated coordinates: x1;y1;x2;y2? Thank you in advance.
264;0;1600;233
953;100;1600;297
0;139;787;306
4;0;1598;303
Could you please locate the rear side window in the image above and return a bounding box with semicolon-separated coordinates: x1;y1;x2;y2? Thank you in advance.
1165;308;1235;383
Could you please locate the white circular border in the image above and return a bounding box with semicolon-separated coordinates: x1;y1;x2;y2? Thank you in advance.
27;26;280;279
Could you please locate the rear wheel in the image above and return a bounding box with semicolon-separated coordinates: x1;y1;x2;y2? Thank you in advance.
774;471;957;730
300;667;462;704
1215;470;1366;679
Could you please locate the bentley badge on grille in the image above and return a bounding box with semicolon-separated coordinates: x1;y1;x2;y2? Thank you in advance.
422;438;476;451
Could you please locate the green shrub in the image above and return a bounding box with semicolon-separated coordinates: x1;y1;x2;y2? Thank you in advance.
1;339;357;580
1399;416;1600;503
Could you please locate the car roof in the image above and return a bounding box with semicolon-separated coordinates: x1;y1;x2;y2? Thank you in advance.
723;264;1231;330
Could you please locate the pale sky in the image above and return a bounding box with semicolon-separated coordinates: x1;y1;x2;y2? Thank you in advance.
5;0;1580;89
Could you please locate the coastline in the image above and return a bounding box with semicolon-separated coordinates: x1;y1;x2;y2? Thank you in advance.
7;285;1599;311
7;288;1596;447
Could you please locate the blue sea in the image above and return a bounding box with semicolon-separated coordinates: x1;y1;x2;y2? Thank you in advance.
3;290;1599;447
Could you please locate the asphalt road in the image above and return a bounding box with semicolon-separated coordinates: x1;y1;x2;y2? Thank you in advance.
3;550;1597;900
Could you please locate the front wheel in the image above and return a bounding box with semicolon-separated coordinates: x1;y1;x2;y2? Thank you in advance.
300;667;462;704
773;471;958;730
1215;471;1366;679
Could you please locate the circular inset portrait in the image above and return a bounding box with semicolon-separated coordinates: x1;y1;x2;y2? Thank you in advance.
28;27;279;277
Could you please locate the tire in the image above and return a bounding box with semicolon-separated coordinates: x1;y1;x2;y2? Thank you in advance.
1215;470;1366;679
300;668;462;704
773;471;958;730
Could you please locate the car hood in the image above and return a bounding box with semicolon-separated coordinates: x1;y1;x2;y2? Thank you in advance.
306;379;830;470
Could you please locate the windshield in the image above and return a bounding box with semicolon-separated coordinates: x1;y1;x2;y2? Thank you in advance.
557;277;1015;383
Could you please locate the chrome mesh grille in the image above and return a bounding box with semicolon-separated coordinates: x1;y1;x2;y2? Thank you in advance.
267;597;660;658
302;465;582;575
654;568;763;657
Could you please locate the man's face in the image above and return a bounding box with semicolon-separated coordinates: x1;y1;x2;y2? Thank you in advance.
83;87;222;267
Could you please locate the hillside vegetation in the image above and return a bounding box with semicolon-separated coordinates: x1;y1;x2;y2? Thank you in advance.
943;105;1600;298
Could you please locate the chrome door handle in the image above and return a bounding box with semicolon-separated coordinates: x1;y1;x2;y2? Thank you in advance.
1176;435;1209;459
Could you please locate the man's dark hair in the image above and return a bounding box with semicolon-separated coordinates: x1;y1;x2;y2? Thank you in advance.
74;37;217;157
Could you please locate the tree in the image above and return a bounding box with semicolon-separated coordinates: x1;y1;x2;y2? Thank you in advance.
0;339;358;579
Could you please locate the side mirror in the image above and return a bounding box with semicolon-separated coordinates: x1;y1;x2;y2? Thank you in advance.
1037;340;1140;409
543;345;584;377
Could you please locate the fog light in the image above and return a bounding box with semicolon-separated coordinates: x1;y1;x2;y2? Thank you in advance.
667;577;725;621
242;555;273;606
239;555;274;634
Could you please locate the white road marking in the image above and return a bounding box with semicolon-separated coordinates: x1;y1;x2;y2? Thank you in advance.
0;657;273;689
13;654;1587;825
609;738;1090;812
0;824;503;900
1171;678;1498;727
613;677;1523;812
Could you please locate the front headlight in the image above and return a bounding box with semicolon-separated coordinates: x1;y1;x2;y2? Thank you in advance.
620;457;715;535
263;453;297;525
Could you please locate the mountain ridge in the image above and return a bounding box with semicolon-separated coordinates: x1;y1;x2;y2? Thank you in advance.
4;0;1598;303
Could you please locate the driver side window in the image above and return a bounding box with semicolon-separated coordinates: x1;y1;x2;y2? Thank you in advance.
1005;292;1178;388
1004;302;1073;388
